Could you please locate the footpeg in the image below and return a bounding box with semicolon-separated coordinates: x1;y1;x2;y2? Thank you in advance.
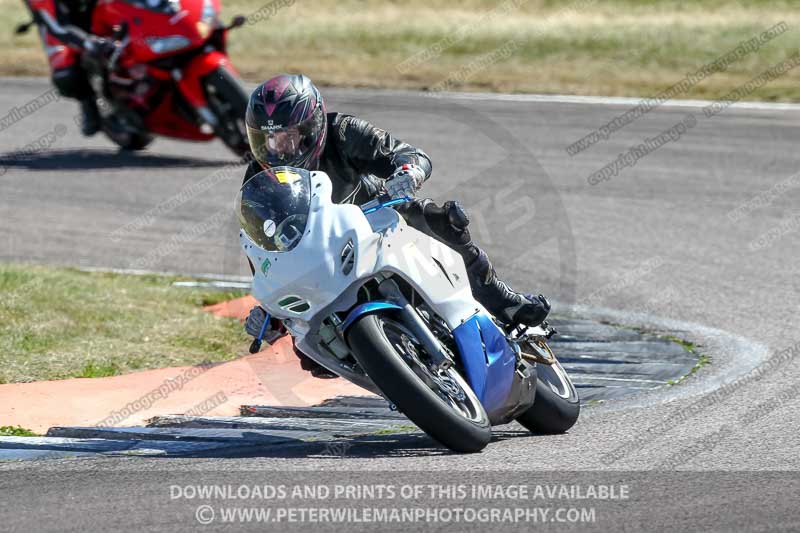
515;331;557;366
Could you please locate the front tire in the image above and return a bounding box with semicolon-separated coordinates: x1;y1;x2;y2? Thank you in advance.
516;359;580;434
347;314;491;453
204;67;249;157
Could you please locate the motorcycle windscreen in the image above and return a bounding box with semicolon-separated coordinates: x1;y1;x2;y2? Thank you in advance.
235;167;311;252
121;0;182;15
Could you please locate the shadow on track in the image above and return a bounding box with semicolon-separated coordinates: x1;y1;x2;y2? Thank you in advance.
0;149;235;171
151;429;535;461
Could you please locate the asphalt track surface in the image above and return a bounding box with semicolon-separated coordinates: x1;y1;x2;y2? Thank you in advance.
1;77;800;531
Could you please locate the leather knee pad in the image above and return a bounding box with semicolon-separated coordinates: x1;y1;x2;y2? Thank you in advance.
400;199;479;262
52;66;92;100
422;200;472;247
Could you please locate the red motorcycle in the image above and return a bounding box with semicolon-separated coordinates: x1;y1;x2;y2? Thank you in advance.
20;0;250;156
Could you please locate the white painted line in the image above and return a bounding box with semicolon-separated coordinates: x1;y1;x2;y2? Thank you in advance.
77;266;252;283
7;77;799;111
172;281;252;290
581;376;669;384
434;91;800;111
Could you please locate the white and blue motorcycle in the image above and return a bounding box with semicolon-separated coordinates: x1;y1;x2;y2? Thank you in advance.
237;166;579;453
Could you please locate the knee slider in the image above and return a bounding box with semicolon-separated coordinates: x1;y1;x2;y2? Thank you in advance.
444;201;469;230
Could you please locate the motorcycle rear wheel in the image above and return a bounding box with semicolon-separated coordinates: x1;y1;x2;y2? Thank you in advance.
347;313;491;453
102;119;153;151
516;358;580;434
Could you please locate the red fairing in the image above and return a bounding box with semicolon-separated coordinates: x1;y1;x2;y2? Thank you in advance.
88;0;236;121
144;93;215;140
177;51;238;109
145;52;237;140
91;0;214;63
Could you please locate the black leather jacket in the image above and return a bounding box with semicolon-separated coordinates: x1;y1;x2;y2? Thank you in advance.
243;112;432;204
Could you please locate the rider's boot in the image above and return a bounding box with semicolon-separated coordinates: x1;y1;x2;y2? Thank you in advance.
463;247;551;328
293;338;337;379
79;98;101;136
401;199;551;328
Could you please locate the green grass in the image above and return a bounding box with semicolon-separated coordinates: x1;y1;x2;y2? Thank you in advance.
667;354;711;386
372;425;418;436
1;0;800;100
0;425;39;437
665;335;698;354
77;361;122;378
664;336;710;386
199;290;249;307
0;264;249;383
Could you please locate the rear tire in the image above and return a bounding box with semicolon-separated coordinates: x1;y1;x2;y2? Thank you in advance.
516;359;580;434
204;67;250;157
348;314;491;453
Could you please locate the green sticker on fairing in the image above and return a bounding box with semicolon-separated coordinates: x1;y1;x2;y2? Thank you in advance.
261;258;271;275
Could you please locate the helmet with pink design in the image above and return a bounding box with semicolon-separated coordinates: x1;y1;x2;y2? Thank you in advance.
245;74;327;170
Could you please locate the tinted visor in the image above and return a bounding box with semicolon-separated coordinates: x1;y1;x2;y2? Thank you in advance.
247;106;325;168
235;167;311;252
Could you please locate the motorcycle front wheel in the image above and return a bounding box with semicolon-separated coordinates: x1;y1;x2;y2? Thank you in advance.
347;313;491;453
204;67;250;157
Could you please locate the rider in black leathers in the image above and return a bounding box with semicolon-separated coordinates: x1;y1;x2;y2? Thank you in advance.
241;74;550;377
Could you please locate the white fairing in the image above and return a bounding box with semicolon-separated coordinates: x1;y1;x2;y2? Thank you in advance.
241;171;486;360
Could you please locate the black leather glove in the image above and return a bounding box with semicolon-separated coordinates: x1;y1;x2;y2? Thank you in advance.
83;36;117;64
244;306;286;345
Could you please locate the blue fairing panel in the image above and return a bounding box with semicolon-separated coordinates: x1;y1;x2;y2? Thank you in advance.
341;301;403;332
452;313;516;414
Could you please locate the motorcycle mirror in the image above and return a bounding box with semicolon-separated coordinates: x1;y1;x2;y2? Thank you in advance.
228;15;247;29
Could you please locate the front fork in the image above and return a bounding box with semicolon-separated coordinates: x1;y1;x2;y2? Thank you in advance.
377;278;454;372
85;66;143;136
